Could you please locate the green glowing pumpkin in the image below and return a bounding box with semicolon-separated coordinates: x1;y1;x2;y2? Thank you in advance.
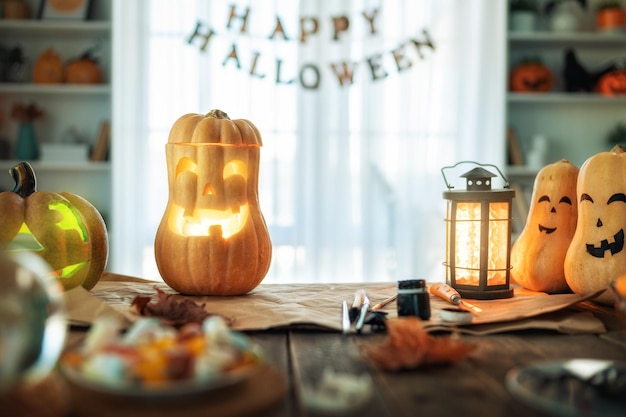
0;162;108;291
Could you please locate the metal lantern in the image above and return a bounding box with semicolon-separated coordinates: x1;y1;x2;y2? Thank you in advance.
442;162;515;300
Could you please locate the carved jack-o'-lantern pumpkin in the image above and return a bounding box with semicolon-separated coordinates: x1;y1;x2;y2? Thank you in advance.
32;48;64;84
0;162;108;291
565;145;626;305
154;109;272;296
510;61;554;93
597;70;626;96
511;159;578;293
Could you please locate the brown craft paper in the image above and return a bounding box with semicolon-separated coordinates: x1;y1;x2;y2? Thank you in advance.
64;285;130;328
63;273;608;335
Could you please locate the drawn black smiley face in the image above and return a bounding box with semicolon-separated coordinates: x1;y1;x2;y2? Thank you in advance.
581;192;626;258
535;194;573;235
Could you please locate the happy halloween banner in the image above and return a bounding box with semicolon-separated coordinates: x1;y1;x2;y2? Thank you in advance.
187;4;435;89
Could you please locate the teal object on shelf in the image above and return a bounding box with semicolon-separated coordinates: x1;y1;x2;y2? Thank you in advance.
14;123;39;160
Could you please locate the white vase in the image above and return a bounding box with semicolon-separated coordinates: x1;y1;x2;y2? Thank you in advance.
510;11;538;32
550;5;580;32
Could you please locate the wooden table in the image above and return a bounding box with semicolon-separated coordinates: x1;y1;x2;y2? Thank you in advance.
246;310;626;417
54;280;626;417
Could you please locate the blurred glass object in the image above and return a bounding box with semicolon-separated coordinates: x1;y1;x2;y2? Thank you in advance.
0;251;66;392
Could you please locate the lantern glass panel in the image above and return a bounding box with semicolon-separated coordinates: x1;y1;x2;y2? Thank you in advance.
487;201;510;286
452;201;481;286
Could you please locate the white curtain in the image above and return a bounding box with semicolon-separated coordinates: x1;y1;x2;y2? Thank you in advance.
111;0;506;284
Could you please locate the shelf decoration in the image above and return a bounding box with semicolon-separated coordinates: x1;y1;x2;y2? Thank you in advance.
597;69;626;95
0;161;109;291
32;48;64;84
546;0;584;32
90;121;110;161
442;162;515;300
154;109;272;296
510;60;554;92
509;0;539;32
595;0;626;32
1;0;31;19
1;46;28;83
11;101;44;160
564;145;626;305
39;0;91;20
65;44;103;84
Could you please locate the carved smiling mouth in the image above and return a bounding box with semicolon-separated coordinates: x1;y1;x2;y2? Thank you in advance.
538;224;556;234
169;204;249;238
586;229;625;258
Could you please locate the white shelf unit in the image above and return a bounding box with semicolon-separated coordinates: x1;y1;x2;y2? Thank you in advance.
0;0;112;228
506;28;626;232
507;31;626;168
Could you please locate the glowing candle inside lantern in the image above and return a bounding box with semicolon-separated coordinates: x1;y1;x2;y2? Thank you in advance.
443;163;515;300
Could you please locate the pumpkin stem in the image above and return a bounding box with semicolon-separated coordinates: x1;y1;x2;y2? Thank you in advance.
10;161;37;197
206;109;230;120
611;144;626;153
79;40;102;61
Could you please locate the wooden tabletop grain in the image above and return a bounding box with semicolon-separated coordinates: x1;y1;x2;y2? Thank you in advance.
247;311;626;417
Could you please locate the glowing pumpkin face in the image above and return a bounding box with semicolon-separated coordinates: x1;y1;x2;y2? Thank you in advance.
155;110;272;296
169;155;249;238
0;162;108;291
511;159;578;293
565;145;626;305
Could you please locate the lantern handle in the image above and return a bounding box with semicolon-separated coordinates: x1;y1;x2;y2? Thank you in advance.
441;161;510;190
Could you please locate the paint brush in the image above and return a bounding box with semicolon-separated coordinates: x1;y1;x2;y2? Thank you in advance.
371;294;397;311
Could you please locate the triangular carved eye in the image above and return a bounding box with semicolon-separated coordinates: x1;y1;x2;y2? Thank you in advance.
203;184;215;196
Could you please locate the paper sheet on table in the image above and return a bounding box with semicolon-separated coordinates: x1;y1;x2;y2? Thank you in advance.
70;273;607;335
64;285;130;327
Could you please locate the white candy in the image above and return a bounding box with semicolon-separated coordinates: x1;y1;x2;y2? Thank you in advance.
82;316;121;355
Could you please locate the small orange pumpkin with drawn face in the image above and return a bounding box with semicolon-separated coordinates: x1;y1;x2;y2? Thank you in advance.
511;159;579;293
597;70;626;96
510;61;554;93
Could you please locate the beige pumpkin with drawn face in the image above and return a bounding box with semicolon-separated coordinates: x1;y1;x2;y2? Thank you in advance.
511;159;578;293
565;145;626;305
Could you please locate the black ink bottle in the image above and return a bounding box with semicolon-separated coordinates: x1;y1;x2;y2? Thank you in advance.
397;279;430;320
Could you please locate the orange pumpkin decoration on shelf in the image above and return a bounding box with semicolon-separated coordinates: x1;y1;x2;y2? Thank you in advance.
596;6;626;32
597;69;626;96
510;61;554;93
32;48;64;84
154;109;272;296
511;160;579;293
65;47;103;84
0;162;109;291
565;145;626;305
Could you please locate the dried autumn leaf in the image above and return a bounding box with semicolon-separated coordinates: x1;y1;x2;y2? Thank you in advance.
360;317;475;371
130;286;233;327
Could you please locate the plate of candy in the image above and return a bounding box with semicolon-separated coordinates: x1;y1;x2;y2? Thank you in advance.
60;315;263;400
